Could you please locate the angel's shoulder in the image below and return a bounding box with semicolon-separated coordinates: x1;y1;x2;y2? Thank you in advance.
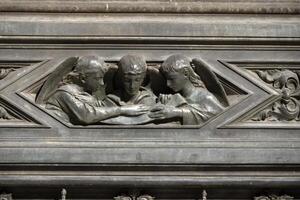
188;88;216;103
56;84;83;95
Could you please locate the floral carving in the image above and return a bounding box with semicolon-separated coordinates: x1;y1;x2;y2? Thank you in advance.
0;106;14;120
251;69;300;121
113;190;206;200
0;68;15;80
254;194;294;200
114;194;154;200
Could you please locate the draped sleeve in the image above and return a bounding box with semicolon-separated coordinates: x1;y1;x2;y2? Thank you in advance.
46;84;121;125
181;93;224;125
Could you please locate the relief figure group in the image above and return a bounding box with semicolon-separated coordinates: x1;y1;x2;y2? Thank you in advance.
40;54;228;125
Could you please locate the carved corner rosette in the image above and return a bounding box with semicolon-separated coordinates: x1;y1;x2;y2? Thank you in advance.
251;69;300;122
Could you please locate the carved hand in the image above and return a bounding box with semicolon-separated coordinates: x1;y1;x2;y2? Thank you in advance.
120;104;150;116
158;94;172;104
148;105;182;120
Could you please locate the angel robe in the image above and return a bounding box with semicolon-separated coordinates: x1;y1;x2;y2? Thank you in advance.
164;88;224;125
98;87;157;125
45;84;120;125
104;87;156;107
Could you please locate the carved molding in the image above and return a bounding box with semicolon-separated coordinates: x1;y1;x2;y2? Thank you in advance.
0;0;298;14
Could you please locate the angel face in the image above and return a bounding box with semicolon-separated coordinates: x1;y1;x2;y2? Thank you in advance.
164;70;188;92
122;73;145;96
118;55;147;97
161;54;196;93
75;55;107;93
83;71;105;93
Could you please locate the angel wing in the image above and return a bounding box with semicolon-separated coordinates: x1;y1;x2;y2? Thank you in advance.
35;57;78;104
192;58;229;107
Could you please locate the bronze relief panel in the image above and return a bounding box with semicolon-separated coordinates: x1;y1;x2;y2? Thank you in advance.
8;54;248;127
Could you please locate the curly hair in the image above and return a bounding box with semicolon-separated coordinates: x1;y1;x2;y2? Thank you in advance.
160;54;205;88
74;55;108;75
118;55;147;75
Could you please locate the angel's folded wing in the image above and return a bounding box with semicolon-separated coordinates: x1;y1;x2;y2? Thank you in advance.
35;57;78;104
192;58;229;107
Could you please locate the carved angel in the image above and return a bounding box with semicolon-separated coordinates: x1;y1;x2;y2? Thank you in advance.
36;54;228;126
148;54;228;125
36;56;149;125
102;54;228;125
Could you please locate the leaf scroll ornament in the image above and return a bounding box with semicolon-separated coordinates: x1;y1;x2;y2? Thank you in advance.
252;69;300;121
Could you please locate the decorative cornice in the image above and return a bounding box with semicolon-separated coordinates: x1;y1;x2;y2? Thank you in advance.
0;0;299;14
0;14;299;46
